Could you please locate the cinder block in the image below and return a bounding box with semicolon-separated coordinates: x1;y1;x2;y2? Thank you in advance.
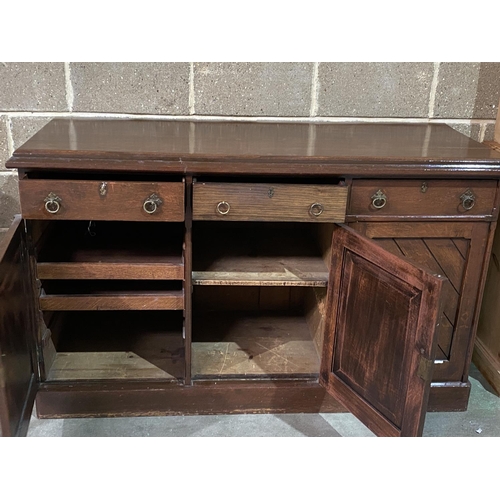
194;63;313;116
0;63;67;111
473;63;500;119
433;63;481;118
317;63;434;117
0;116;9;170
0;173;20;228
483;123;497;142
71;63;190;114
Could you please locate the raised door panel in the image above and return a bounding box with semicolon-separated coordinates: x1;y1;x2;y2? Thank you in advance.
0;216;37;437
320;225;444;437
351;222;490;381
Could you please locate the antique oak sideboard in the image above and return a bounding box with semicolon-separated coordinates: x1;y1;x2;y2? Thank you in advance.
2;119;500;437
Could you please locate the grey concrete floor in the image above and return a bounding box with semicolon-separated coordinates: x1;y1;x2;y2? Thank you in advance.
27;365;500;437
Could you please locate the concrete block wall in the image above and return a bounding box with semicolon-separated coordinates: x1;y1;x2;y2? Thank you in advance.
1;62;499;229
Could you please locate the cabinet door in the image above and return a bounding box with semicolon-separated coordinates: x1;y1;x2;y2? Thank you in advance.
350;221;490;382
0;216;38;437
320;224;445;437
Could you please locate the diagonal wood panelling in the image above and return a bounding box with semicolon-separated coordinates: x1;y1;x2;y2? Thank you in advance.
376;237;469;361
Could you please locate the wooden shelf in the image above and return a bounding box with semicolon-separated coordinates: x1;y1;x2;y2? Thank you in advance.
47;351;180;381
192;311;320;379
45;311;184;381
37;220;184;280
40;281;184;311
193;222;328;287
192;262;328;287
38;261;184;281
40;291;184;311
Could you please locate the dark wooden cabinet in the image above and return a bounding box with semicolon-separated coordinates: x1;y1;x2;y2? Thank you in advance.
2;119;500;437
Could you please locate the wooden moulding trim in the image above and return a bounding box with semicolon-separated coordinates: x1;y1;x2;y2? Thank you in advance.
472;338;500;396
7;157;500;178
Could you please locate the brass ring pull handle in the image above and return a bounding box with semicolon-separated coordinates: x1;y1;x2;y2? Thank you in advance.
371;190;387;209
216;201;231;215
143;193;163;214
309;202;324;217
460;189;476;211
44;193;62;214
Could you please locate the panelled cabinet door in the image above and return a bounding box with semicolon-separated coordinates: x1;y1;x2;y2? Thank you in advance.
0;216;37;437
320;225;445;437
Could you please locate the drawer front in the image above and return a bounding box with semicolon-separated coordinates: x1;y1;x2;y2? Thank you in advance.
349;180;498;217
19;180;184;221
193;182;348;222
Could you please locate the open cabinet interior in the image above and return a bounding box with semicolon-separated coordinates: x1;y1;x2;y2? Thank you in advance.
192;222;332;286
29;220;336;383
32;220;186;383
35;220;185;280
42;310;185;381
191;221;334;380
191;286;326;379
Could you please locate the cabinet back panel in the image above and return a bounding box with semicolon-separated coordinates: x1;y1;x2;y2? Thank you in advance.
193;286;306;312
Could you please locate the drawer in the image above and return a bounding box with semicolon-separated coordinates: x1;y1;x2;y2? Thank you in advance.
193;182;348;222
348;180;498;217
19;179;185;221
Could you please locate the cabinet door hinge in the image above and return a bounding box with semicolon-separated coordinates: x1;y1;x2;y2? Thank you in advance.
417;355;433;381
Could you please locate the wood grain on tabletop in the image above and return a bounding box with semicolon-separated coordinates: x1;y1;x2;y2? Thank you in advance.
11;119;500;163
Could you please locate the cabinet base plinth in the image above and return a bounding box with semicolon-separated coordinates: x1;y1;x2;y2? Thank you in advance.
35;380;471;419
427;382;471;412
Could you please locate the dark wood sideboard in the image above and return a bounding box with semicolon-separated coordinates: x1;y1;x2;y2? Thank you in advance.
2;119;500;437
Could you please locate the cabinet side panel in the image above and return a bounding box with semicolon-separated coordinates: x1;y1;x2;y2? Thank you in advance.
0;217;37;437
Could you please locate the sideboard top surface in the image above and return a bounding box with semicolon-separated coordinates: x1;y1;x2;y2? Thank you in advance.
8;119;500;177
